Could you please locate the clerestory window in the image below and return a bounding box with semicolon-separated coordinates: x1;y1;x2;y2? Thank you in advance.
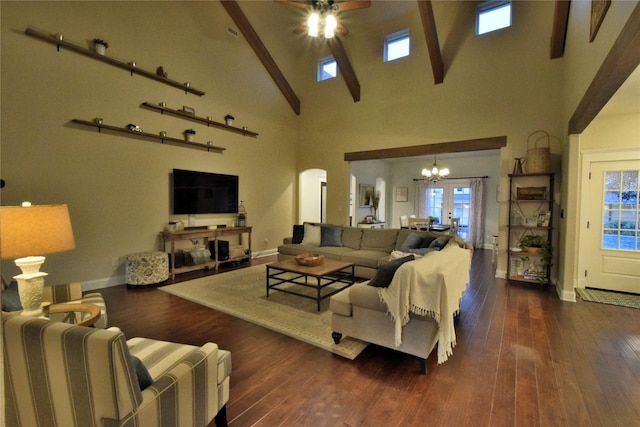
318;56;337;81
477;1;512;35
384;29;410;62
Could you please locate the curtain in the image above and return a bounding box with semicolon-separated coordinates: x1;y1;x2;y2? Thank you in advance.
414;180;429;217
469;178;484;248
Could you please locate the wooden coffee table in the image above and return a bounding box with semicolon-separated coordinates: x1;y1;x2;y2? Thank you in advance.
266;258;355;311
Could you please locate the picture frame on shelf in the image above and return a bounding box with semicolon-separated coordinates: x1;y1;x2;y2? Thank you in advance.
517;186;546;200
182;106;195;115
537;211;551;227
525;218;538;227
395;187;408;202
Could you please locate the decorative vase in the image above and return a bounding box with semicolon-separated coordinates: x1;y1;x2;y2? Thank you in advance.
185;133;194;142
94;44;106;55
225;118;233;126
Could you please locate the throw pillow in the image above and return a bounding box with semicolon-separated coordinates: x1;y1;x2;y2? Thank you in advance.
400;233;423;252
368;255;415;288
429;235;451;250
301;224;321;246
130;355;153;391
1;281;22;312
292;224;305;244
419;235;437;248
320;225;343;247
407;247;440;255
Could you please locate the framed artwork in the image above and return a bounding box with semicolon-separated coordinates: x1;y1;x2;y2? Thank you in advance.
395;187;408;202
517;186;546;200
590;0;611;42
182;105;195;115
537;211;551;227
359;184;374;207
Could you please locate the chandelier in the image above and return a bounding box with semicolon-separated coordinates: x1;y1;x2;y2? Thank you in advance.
307;0;339;38
421;155;450;181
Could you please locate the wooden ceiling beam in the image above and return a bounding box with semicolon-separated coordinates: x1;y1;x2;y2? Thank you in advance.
550;0;571;59
417;0;444;84
221;1;301;115
569;1;640;134
327;36;361;102
344;136;507;162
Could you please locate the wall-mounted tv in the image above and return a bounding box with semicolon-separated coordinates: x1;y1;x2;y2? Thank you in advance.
172;168;239;215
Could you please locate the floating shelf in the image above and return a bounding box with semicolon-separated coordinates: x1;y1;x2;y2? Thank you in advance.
71;119;225;153
26;28;205;96
141;102;258;138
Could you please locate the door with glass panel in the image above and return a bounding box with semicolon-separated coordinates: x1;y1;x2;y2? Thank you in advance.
585;161;640;294
424;180;470;239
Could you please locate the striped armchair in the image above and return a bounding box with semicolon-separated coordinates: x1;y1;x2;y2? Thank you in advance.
3;316;231;427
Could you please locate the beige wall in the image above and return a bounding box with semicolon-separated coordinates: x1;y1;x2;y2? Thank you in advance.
1;1;298;286
1;1;637;293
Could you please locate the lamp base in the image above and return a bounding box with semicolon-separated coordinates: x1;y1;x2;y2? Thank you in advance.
14;272;48;316
15;256;46;274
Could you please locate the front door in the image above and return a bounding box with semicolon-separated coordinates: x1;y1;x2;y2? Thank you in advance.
584;160;640;294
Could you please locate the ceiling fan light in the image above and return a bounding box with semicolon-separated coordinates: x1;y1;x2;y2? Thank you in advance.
421;168;431;177
307;12;319;37
324;14;337;38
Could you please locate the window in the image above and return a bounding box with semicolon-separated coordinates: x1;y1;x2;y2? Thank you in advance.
477;1;511;35
384;29;410;62
318;56;337;81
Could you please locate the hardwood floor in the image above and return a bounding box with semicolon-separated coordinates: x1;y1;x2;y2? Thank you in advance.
100;250;640;427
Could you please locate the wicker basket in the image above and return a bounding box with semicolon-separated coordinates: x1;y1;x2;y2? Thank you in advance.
294;253;325;267
525;130;551;173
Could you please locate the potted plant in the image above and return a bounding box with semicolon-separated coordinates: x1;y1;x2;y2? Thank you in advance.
519;234;552;268
224;114;234;126
92;38;109;55
183;128;196;142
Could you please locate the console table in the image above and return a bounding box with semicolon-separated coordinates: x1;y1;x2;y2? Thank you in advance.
161;227;252;279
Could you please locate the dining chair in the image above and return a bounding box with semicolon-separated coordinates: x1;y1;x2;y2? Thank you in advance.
449;217;460;235
400;215;409;228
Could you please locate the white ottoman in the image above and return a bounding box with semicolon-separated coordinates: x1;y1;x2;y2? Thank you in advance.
125;252;169;286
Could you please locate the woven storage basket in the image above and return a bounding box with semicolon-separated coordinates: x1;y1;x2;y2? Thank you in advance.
525;130;551;173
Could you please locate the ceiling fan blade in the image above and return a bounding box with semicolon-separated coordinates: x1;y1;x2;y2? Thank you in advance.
336;1;371;12
273;0;308;10
335;22;349;37
293;23;307;34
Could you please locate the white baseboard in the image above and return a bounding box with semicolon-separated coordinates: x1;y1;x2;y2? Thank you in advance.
495;269;506;279
82;275;125;292
82;248;279;292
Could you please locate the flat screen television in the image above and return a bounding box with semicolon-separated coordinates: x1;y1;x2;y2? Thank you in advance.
172;169;239;214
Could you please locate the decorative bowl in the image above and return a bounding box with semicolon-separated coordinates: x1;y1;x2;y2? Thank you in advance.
294;253;325;267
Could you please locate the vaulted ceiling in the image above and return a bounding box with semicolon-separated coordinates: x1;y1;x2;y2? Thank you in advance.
220;0;639;128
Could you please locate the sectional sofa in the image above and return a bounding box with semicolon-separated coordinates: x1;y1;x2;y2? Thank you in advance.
277;223;471;279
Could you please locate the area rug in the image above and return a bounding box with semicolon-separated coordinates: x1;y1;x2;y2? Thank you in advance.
576;287;640;310
160;265;368;359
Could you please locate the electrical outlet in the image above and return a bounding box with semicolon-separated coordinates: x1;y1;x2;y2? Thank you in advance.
111;257;120;268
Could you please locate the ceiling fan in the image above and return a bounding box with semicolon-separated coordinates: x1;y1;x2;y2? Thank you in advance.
275;0;370;38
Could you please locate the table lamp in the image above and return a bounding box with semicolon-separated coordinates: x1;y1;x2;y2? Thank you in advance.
0;203;75;316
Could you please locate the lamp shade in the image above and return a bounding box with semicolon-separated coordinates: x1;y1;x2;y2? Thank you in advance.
0;204;75;260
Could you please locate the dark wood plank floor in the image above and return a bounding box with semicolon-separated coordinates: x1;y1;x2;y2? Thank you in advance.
100;250;640;427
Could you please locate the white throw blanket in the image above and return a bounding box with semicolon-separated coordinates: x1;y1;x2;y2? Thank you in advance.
378;244;472;364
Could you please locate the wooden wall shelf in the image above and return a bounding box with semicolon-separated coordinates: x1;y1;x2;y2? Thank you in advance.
71;119;225;153
25;28;205;96
141;102;258;138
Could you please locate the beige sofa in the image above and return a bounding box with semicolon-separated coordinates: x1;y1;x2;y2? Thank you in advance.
330;244;473;374
278;225;470;279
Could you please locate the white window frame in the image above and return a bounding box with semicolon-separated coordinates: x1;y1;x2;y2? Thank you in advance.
476;0;512;35
384;29;410;62
317;56;337;81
